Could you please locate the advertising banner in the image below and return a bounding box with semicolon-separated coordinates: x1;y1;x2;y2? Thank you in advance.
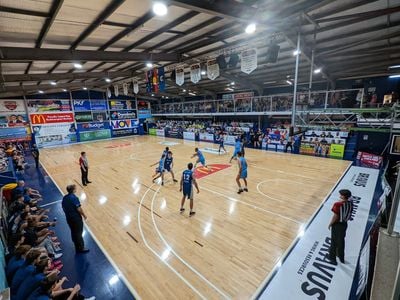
111;119;139;129
74;112;93;123
183;131;196;141
32;123;77;148
156;129;165;137
224;135;237;145
92;111;108;122
73;100;91;111
258;166;379;300
30;112;75;124
27;100;71;112
0;100;26;114
330;143;345;159
166;129;183;139
0;114;29;128
149;128;157;136
110;110;137;120
109;100;135;110
199;133;214;142
111;127;139;137
0;127;29;140
79;129;111;142
356;151;383;169
77;122;110;132
90;99;107;110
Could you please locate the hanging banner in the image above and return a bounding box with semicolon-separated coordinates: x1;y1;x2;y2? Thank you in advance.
176;67;184;86
146;70;152;93
152;68;159;93
241;48;258;74
114;85;119;97
107;88;111;98
158;67;165;92
190;63;201;83
123;83;128;96
207;59;220;80
133;80;139;94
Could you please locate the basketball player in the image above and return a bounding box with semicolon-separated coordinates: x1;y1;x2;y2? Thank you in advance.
164;151;178;183
191;148;210;171
161;147;169;158
179;163;200;216
236;151;248;194
229;138;242;163
150;154;166;185
218;134;227;155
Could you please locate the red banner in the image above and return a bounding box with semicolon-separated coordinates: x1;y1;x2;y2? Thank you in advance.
357;151;383;169
30;112;74;124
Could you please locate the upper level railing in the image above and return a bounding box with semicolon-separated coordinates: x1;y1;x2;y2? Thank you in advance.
152;89;369;114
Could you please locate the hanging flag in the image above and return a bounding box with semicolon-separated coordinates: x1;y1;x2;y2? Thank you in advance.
241;48;258;74
152;68;159;93
107;88;111;98
133;80;139;94
123;83;128;95
207;59;220;80
190;63;201;83
145;70;152;93
176;67;184;86
158;67;165;92
114;84;119;97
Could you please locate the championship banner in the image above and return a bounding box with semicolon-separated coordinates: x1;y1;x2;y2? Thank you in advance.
107;88;111;98
73;100;91;111
146;70;152;93
183;131;196;140
27;100;72;112
258;166;379;300
152;68;159;93
123;83;128;96
241;48;257;74
176;67;184;86
30;112;74;124
32;123;77;148
199;132;214;142
114;85;119;97
0;100;26;114
207;59;220;80
158;67;165;92
133;81;139;94
190;63;201;83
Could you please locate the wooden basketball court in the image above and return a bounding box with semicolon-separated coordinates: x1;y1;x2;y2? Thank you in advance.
40;136;350;299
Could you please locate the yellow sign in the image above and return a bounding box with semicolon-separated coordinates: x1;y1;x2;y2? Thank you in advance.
330;144;345;159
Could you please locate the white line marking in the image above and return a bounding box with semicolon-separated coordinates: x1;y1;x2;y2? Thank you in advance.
41;200;62;207
137;184;206;300
150;185;231;299
256;179;313;204
39;163;141;300
201;186;301;224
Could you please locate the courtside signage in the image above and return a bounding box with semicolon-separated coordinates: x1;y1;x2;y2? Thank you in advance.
200;147;227;155
30;112;74;124
199;133;214;142
258;166;379;300
183;131;195;140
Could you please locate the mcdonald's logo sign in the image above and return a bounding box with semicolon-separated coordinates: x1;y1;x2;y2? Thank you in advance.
30;113;74;124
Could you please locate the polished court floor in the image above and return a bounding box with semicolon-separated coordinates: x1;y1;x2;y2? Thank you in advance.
40;135;350;299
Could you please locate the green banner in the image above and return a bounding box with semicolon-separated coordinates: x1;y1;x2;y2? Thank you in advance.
149;128;157;136
330;143;345;159
79;129;111;142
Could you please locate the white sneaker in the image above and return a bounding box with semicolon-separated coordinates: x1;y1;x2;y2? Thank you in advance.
54;253;63;259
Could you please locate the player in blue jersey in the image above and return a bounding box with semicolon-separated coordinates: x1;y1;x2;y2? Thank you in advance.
229;138;242;163
164;151;178;183
218;134;227;155
191;148;210;171
179;163;200;216
236;152;248;194
150;154;166;185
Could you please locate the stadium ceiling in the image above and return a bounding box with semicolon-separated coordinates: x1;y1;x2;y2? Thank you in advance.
0;0;400;98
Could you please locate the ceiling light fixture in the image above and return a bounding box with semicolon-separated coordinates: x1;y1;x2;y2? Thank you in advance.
389;74;400;78
151;93;155;96
50;81;57;86
286;80;293;85
231;81;235;85
62;89;67;92
188;92;196;96
293;49;301;56
38;90;44;94
314;68;322;74
105;78;111;83
245;23;256;34
201;71;206;75
146;62;153;68
389;65;400;69
83;87;87;90
152;2;168;16
73;63;83;69
182;89;186;92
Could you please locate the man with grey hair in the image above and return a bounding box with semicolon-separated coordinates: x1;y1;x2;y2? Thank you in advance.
62;184;89;253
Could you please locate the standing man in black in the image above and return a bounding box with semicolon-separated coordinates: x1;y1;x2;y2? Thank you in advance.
31;144;39;168
328;189;353;265
62;184;89;253
79;152;91;186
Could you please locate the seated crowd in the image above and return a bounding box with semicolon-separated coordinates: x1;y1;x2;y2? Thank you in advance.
4;146;95;299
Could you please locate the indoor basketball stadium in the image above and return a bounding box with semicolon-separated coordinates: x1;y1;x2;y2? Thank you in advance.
0;1;399;299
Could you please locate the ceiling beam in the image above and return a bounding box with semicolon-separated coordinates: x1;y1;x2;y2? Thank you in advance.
0;6;49;18
0;47;180;62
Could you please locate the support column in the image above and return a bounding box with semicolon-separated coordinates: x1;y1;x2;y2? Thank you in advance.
291;31;301;127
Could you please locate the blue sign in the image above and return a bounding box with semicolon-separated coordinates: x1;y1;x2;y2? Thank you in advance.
0;127;27;139
90;100;107;110
138;109;152;119
73;100;91;111
77;122;110;132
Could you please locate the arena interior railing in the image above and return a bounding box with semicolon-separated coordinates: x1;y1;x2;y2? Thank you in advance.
152;89;366;114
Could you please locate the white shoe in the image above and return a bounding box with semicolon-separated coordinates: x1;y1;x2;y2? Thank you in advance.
54;253;63;259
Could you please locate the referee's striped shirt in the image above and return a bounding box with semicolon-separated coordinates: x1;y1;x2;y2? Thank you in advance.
339;200;353;223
